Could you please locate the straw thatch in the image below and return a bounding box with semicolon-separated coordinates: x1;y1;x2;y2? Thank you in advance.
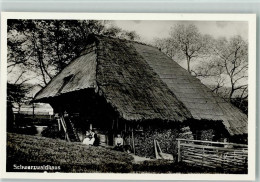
34;35;191;122
132;43;247;135
34;34;248;135
34;45;97;100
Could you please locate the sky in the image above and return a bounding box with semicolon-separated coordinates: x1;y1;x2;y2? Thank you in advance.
111;20;248;44
8;20;248;90
110;20;248;87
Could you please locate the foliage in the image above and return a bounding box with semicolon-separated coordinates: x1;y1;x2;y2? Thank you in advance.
7;20;140;87
7;83;34;130
41;122;65;139
11;125;38;135
7;83;30;110
7;20;140;129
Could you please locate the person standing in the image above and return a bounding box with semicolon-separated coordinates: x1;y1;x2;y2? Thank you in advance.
92;130;100;146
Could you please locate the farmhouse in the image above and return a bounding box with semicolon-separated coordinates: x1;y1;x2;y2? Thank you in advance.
34;34;248;158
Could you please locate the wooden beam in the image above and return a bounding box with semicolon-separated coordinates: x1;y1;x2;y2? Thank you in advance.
57;118;61;131
132;127;135;155
111;119;114;130
176;138;248;147
154;139;159;159
178;139;181;162
60;115;70;142
180;143;243;151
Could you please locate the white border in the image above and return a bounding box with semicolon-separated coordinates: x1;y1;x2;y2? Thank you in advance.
0;12;256;180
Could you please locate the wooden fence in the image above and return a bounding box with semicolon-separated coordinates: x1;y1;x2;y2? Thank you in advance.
177;138;248;172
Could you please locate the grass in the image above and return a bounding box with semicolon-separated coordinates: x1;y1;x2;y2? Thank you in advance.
7;133;133;173
7;132;240;173
133;160;221;173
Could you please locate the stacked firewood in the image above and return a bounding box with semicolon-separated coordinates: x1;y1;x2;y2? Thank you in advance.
133;129;179;158
178;126;194;140
201;129;215;141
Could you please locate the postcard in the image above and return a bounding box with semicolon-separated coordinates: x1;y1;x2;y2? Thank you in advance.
0;12;256;180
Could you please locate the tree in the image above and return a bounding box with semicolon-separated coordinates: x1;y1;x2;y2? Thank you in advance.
193;55;227;94
211;36;248;101
154;24;212;73
153;38;178;61
193;35;248;105
8;20;140;88
153;24;248;112
120;30;140;41
169;24;211;73
7;81;30;131
7;20;141;127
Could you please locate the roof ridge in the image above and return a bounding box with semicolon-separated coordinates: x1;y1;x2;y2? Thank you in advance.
89;33;158;49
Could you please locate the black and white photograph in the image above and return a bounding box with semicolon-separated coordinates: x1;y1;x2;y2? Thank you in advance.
0;13;256;180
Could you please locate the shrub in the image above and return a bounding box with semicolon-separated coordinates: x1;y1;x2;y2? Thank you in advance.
41;124;65;139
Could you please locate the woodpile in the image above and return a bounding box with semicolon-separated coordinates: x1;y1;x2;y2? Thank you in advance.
127;129;179;159
201;129;215;141
178;126;194;140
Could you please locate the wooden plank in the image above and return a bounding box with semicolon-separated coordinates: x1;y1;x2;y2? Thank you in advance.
57;118;61;131
180;149;247;170
183;150;247;162
177;138;248;147
178;139;181;162
182;159;218;168
60;116;70;142
132;128;135;155
178;138;248;172
183;153;241;166
183;155;239;169
180;143;242;151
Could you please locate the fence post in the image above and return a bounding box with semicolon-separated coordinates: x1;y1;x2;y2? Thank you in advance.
178;139;181;162
132;128;135;155
202;146;204;166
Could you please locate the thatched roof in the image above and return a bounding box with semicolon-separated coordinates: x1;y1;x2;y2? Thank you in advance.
131;43;247;135
34;48;97;99
34;34;248;135
34;35;191;122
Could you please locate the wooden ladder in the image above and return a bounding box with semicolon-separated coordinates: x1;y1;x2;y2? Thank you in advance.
59;116;70;142
67;117;80;142
59;115;80;142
